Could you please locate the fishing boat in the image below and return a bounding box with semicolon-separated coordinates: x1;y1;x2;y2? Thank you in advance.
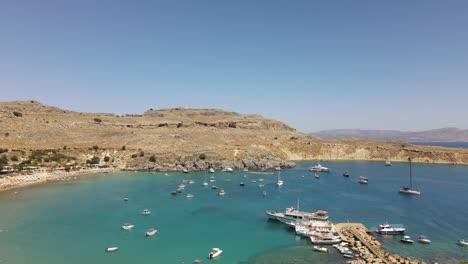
376;223;405;235
358;176;368;184
209;168;215;173
399;157;421;195
218;189;226;196
309;163;329;172
277;171;283;187
208;248;223;259
458;239;468;246
186;194;194;198
401;235;414;244
142;209;151;215
145;228;157;236
121;223;135;230
313;246;328;253
105;247;119;252
418;235;431;244
343;171;349;177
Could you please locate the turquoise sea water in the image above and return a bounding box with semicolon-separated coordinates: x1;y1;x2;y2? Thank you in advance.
0;161;467;264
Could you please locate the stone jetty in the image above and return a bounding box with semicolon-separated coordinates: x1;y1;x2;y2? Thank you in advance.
335;223;426;264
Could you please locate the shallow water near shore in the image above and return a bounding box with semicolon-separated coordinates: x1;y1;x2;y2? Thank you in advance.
0;161;467;263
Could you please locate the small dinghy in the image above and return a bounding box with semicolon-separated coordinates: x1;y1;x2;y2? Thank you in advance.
401;235;414;244
105;247;118;252
142;209;151;215
121;223;135;230
418;235;431;244
208;248;223;259
145;228;157;237
313;246;328;253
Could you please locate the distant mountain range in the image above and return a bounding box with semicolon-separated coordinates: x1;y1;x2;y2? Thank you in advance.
310;128;468;142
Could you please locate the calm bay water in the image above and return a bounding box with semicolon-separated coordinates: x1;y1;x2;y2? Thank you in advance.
0;161;467;263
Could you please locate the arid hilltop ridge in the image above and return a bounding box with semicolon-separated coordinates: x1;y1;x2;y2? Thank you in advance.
1;100;468;172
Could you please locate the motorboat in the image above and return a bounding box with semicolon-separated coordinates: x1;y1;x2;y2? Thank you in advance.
208;248;223;259
458;239;468;246
358;176;368;184
202;181;208;187
176;188;184;193
277;171;283;187
376;223;405;235
313;246;328;253
275;167;281;171
183;169;189;173
142;209;151;215
418;235;431;244
258;184;264;187
240;182;245;186
209;179;215;182
314;173;320;178
401;235;414;244
309;164;329;172
186;194;194;198
343;171;350;177
145;228;157;236
224;167;233;172
189;180;195;184
179;184;186;189
251;179;257;183
121;223;135;230
209;168;215;173
105;247;118;252
123;197;129;201
343;253;354;259
399;158;421;195
243;168;248;172
258;178;264;181
211;185;218;190
218;189;226;196
385;161;392;166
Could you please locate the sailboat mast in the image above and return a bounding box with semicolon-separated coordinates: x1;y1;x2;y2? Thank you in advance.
409;157;413;188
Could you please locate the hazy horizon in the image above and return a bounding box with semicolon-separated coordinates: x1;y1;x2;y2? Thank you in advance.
1;0;467;132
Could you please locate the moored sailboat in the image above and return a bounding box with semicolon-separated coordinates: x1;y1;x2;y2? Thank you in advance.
399;157;421;195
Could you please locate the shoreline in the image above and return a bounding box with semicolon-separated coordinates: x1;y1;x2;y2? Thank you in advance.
0;167;117;193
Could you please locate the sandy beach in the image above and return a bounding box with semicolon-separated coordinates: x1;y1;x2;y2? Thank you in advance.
0;168;117;193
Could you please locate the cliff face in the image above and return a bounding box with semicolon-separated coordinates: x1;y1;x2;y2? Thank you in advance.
1;101;468;171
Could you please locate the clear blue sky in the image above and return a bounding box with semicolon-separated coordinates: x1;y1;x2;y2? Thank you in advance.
1;0;467;132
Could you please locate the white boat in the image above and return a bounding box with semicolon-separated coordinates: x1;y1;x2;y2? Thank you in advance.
179;184;186;189
183;169;189;173
314;173;320;178
208;247;223;259
401;235;414;244
209;168;215;173
121;223;135;230
224;167;233;172
243;168;248;172
123;197;129;201
376;223;405;235
218;189;226;196
313;246;328;253
258;184;264;187
277;171;283;187
262;190;267;196
209;179;215;182
258;178;264;181
418;235;431;244
275;167;281;171
458;239;468;246
240;182;245;186
105;247;118;252
385;161;392;166
309;163;329;172
251;180;257;183
399;158;421;195
145;228;157;236
266;200;328;223
186;194;194;198
203;181;208;187
142;209;151;215
189;180;195;184
358;176;368;184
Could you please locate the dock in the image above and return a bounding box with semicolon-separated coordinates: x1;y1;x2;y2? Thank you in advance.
335;223;426;264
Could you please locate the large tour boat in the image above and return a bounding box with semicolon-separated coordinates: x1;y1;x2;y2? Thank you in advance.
376;223;405;235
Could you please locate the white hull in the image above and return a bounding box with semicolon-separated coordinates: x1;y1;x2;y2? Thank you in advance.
313;246;328;252
399;188;420;195
277;181;283;187
208;248;223;258
121;224;135;230
458;240;468;246
106;247;118;252
145;229;157;236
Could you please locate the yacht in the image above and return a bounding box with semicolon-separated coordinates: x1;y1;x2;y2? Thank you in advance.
145;228;157;236
309;163;329;172
458;239;468;246
358;176;368;184
277;171;283;187
376;223;405;235
208;248;223;259
266;201;328;223
399;158;421;195
401;235;414;244
218;189;226;196
105;247;119;252
313;246;328;253
142;209;151;215
418;235;431;244
121;223;135;230
209;168;215;173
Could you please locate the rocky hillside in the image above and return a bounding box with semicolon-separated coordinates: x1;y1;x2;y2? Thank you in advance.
311;128;468;142
1;101;468;172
